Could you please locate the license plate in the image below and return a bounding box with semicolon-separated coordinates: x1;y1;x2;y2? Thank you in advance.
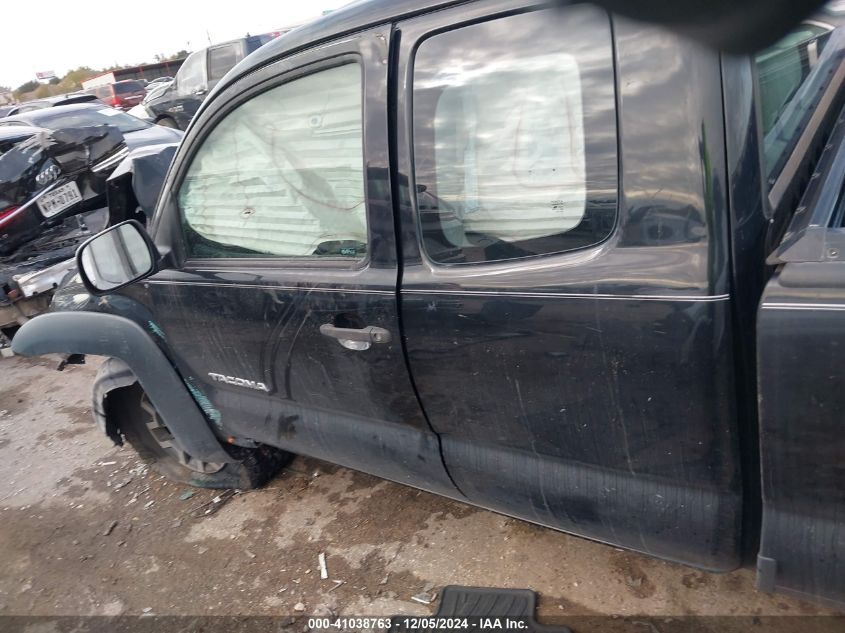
36;181;83;218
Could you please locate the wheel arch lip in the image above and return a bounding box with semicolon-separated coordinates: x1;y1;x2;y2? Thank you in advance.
12;311;236;464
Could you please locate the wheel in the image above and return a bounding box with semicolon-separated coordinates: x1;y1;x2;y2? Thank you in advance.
110;384;292;489
156;117;179;129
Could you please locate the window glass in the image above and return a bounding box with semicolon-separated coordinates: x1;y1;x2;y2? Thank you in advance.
179;63;367;259
207;44;240;83
755;22;842;185
32;108;150;133
176;50;206;94
412;6;617;264
114;81;144;95
246;34;276;54
0;133;33;156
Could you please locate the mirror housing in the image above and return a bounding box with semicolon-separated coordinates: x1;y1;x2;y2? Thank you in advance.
76;220;159;296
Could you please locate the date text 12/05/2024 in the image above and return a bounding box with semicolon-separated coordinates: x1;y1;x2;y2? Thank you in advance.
308;617;534;630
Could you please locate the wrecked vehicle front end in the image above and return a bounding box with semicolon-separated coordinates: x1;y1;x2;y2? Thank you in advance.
105;141;179;225
0;208;107;336
0;126;126;337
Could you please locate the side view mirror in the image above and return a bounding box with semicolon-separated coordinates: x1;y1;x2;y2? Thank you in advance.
76;220;159;295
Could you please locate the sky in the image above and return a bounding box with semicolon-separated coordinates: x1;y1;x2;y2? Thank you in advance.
0;0;353;90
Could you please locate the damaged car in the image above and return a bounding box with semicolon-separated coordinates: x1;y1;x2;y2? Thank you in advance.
0;116;182;339
0;125;125;338
0;102;184;150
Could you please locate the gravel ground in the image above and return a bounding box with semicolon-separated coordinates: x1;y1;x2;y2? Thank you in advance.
0;353;840;632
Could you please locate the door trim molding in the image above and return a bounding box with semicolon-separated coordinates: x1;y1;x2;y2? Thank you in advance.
402;289;730;302
144;279;394;295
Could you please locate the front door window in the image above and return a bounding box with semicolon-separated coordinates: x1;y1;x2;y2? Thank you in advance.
177;63;367;260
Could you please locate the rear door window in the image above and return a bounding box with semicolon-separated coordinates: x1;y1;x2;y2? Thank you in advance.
411;8;617;264
207;44;241;84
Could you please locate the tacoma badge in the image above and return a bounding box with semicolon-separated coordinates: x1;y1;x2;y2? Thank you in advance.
208;373;270;392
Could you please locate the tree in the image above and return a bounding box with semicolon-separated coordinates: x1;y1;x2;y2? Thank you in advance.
155;50;190;62
57;67;99;92
15;80;39;95
33;84;50;99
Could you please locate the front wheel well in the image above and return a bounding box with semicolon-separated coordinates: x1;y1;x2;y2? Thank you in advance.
98;377;293;489
102;383;140;444
93;359;140;445
13;312;235;465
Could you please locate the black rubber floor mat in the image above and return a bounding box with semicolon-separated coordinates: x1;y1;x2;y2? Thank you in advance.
391;585;573;633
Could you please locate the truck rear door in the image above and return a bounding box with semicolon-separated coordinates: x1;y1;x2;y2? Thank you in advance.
395;3;744;571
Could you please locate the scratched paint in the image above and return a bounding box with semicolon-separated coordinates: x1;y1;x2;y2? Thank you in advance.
184;379;223;429
147;321;167;340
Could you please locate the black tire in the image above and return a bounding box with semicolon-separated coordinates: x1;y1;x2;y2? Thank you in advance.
109;384;292;489
156;117;179;129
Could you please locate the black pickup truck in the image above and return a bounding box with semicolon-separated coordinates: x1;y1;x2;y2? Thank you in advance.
11;0;845;610
138;32;281;130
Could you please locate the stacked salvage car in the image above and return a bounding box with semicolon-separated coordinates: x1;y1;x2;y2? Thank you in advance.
0;110;181;342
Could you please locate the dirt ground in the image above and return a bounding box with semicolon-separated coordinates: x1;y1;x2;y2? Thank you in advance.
0;353;841;632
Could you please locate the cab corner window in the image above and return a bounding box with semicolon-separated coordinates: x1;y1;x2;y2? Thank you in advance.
411;6;618;265
178;62;368;260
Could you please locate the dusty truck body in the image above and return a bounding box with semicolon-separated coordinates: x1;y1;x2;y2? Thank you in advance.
11;0;845;610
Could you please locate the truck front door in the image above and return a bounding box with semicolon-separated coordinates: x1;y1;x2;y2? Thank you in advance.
140;30;458;496
754;22;845;606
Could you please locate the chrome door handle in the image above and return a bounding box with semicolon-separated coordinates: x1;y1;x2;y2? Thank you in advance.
319;324;392;345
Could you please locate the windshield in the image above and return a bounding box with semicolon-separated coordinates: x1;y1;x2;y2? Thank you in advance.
29;108;150;134
246;34;274;53
114;81;144;95
0;132;33;156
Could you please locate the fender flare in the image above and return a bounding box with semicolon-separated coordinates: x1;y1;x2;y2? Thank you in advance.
12;312;235;464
